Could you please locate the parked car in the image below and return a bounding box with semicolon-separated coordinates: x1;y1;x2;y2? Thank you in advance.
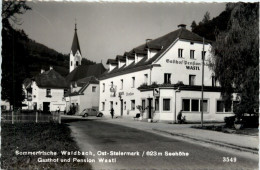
80;108;103;117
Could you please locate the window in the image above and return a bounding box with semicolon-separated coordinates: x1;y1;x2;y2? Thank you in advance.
212;76;216;87
102;102;105;111
121;79;123;90
110;101;113;110
132;77;135;88
103;83;105;92
142;99;146;110
164;73;171;84
163;99;171;111
71;61;72;66
190;50;195;59
178;49;183;58
131;100;135;110
191;99;199;111
200;100;208;112
155;98;159;111
182;99;208;112
111;81;113;88
76;61;79;66
189;75;196;85
92;86;96;92
182;99;190;111
64;89;67;96
144;74;148;84
201;51;206;60
217;100;232;113
46;89;51;97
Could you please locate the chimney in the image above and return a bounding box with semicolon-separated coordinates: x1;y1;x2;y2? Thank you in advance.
49;66;53;70
146;39;152;43
178;24;186;29
41;69;45;73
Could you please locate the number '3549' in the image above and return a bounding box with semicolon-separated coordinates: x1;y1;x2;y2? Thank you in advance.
223;157;237;162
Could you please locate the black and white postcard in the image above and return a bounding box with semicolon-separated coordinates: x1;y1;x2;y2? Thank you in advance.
1;1;259;169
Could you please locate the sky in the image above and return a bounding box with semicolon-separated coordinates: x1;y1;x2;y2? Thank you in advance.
17;2;226;64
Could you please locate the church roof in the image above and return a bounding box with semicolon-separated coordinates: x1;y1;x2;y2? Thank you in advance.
71;24;81;56
34;69;69;89
66;63;106;82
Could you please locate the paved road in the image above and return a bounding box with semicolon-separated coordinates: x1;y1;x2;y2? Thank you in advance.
67;119;258;170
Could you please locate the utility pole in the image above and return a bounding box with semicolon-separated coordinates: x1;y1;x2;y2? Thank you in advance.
201;38;205;127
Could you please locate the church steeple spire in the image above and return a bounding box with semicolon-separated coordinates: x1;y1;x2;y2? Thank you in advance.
70;21;82;72
75;19;77;31
71;20;81;56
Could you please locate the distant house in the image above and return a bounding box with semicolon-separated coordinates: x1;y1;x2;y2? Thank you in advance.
22;66;69;112
64;76;100;114
1;100;10;111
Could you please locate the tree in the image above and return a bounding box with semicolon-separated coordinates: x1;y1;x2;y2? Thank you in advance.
1;1;31;109
202;11;210;24
190;21;197;32
210;3;259;117
2;1;31;27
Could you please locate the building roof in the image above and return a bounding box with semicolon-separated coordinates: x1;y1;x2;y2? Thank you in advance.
116;55;126;62
65;76;99;97
100;27;211;80
106;59;118;65
34;69;69;89
71;24;81;56
66;63;106;82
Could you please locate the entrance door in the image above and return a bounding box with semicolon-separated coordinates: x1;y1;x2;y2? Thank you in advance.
147;98;153;119
43;102;50;113
120;100;123;116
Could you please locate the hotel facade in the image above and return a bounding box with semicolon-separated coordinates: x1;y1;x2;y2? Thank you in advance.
99;24;235;122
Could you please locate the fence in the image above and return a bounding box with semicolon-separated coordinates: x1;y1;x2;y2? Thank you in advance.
1;111;61;124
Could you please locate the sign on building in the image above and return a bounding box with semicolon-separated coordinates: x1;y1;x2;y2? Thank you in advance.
153;88;160;97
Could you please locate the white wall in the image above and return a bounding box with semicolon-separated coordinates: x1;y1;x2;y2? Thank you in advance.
99;69;151;117
68;84;100;115
23;81;66;111
158;89;234;122
70;50;82;72
152;39;216;86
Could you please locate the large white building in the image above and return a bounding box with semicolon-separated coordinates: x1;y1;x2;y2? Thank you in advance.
99;24;235;122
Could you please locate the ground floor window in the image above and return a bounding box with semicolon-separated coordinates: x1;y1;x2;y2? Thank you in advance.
155;98;159;111
163;99;171;111
217;100;232;113
182;99;190;111
131;100;135;110
182;98;208;112
102;102;105;111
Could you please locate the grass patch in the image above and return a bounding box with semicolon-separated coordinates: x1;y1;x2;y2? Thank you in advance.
1;122;92;169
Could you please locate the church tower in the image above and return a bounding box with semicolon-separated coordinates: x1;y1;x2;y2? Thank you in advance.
70;23;82;72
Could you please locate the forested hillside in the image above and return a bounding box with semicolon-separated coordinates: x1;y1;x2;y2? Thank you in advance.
1;1;95;107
